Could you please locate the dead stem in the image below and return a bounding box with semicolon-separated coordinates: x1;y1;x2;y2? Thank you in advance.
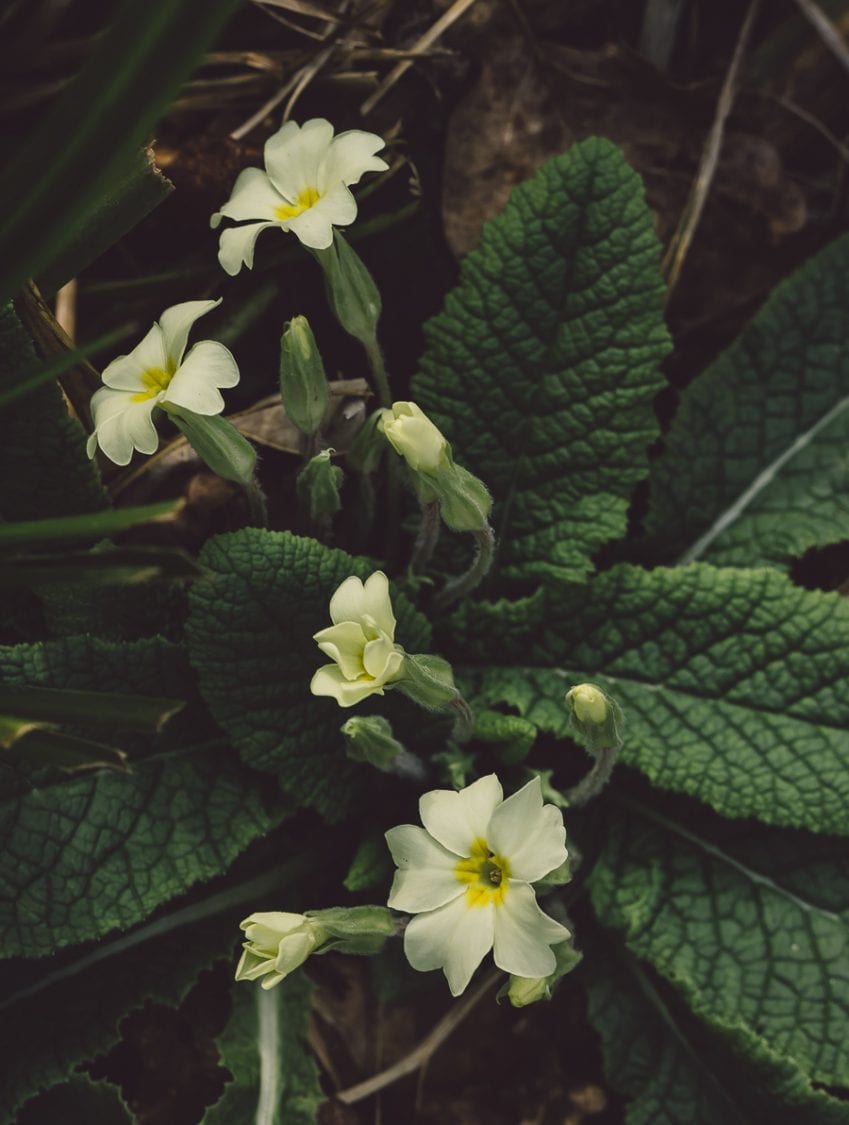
335;968;501;1105
662;0;761;295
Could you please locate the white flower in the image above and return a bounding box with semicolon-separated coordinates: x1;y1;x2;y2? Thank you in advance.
211;118;388;273
235;911;325;990
86;299;240;466
385;774;570;997
379;401;450;474
311;571;405;707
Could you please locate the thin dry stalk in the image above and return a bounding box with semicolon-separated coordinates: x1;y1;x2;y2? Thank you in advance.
359;0;478;115
790;0;849;76
662;0;761;294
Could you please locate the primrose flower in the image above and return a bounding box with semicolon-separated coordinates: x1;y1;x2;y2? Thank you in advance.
380;402;450;474
386;774;570;996
86;300;239;466
235;911;325;990
211;118;388;273
311;571;405;707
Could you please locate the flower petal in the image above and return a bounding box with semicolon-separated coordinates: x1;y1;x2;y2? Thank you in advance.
319;129;388;190
164;341;240;415
404;896;495;997
314;621;368;680
488;776;568;883
361;635;401;681
310;663;381;707
492;882;570;979
217;221;280;276
158;299;221;368
211;167;283;226
89;390;160;466
385;824;461;912
265;118;334;201
361;571;396;638
419;774;503;856
284;182;356;249
328;575;366;625
101;324;167;391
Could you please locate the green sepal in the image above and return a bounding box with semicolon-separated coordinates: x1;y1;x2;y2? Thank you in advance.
296;449;343;520
313;231;381;349
279;315;329;437
168;408;257;484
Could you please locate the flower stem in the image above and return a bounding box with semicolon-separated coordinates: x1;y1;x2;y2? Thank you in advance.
364;336;391;407
409;499;441;576
563;743;620;807
433;524;495;613
242;475;269;527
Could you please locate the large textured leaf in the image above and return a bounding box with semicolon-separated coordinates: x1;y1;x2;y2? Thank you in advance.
0;303;107;520
16;1077;132;1125
413;136;670;583
461;563;849;834
204;975;323;1125
0;634;285;955
588;795;849;1088
585;948;849;1125
185;529;433;821
645;233;849;568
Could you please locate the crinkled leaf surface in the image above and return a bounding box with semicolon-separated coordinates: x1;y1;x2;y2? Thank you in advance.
0;915;236;1121
16;1076;131;1125
204;974;323;1125
645;233;849;568
585;946;849;1125
0;303;107;520
588;794;849;1088
185;529;432;821
413;136;670;583
0;634;283;956
460;563;849;833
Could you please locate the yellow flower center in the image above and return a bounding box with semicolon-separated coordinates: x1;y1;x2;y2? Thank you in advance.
131;365;174;403
275;186;321;221
454;837;511;908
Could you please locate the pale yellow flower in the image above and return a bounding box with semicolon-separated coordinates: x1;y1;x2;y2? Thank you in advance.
234;912;324;990
380;401;450;474
310;571;405;707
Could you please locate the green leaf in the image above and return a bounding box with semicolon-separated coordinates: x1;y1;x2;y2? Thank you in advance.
36;148;173;298
0;324;128;410
645;233;849;569
585;945;849;1125
204;975;324;1125
0;858;308;1119
0;634;284;955
462;563;849;834
0;0;239;304
413;136;670;583
0;546;201;587
16;1076;132;1125
0;683;182;730
8;729;130;772
185;528;433;820
588;794;849;1089
0;303;107;520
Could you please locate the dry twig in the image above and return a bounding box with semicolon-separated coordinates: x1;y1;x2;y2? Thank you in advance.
790;0;849;76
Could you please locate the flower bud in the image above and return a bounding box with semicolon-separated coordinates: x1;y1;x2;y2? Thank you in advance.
313;232;381;348
341;715;404;770
396;652;458;711
504;940;583;1008
235;911;325;990
296;449;343;520
565;682;623;755
346;410;385;475
166;407;257;484
279;315;329;436
380;402;450;474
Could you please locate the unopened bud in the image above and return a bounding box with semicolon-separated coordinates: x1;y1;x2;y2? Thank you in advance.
505;940;583;1008
565;683;623;755
297;449;343;520
279;315;329;436
313;232;381;348
397;652;458;711
342;715;404;771
380;402;450;474
166;407;257;484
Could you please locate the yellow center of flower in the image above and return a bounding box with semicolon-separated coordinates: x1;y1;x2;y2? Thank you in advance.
131;365;175;403
275;186;321;221
454;837;511;908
